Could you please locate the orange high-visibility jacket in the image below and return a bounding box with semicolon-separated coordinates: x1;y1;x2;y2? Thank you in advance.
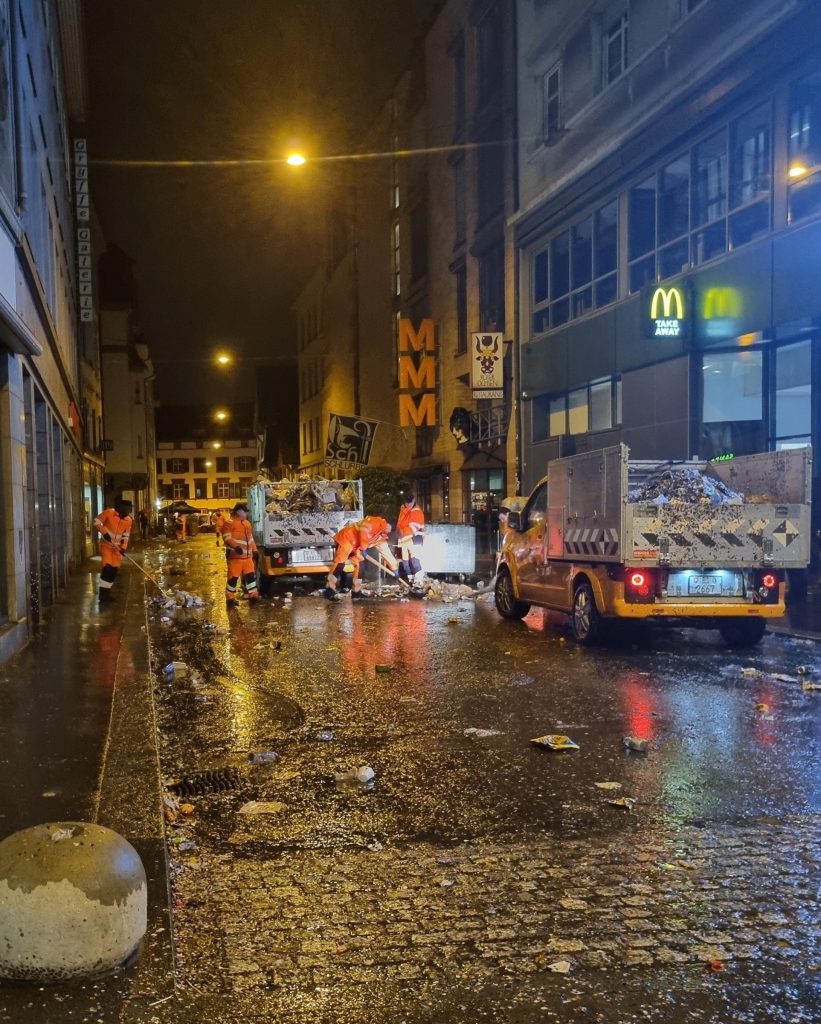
221;516;257;558
397;505;425;545
333;516;390;552
94;509;132;550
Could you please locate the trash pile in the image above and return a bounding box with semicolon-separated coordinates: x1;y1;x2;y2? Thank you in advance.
628;467;743;506
263;479;359;514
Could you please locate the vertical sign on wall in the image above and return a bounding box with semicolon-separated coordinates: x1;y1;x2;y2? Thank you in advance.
73;139;93;322
470;331;503;399
398;319;437;426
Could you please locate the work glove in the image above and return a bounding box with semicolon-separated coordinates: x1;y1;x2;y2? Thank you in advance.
234;546;244;557
103;533;112;543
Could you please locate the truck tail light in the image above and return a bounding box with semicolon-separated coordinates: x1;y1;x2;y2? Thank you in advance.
756;570;779;603
625;569;654;602
272;550;286;567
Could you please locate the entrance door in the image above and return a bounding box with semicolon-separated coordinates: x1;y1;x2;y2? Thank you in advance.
466;469;505;555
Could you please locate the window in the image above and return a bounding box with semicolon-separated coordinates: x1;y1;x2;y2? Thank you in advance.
542;65;561;141
216;456;228;472
535;378;622;438
234;455;255;472
172;480;188;500
788;71;821;223
774;341;812;448
453;160;466;245
156;458;164;474
391;221;401;297
628;175;656;291
701;350;764;456
692;130;727;263
193;457;207;473
729;103;771;247
410;201;428;282
479;242;505;332
214;480;230;499
476;3;503;110
455;264;467;355
532;199;618;334
476;131;505;224
302;422;307;455
605;13;629;86
193;479;207;500
452;35;466;137
169;458;189;473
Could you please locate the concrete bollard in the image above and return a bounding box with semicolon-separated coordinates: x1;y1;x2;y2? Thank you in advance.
0;822;147;982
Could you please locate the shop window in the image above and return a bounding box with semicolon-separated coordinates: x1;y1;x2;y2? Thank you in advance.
702;350;764;456
774;341;812;447
788;70;821;223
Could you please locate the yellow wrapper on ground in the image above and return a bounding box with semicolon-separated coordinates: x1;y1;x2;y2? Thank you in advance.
530;734;579;751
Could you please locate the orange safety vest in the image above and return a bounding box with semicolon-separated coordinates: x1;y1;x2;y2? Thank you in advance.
221;516;256;558
334;516;390;551
94;509;132;550
397;505;425;545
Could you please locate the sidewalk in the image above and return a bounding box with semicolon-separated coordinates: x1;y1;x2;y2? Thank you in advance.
0;557;172;1022
768;593;821;641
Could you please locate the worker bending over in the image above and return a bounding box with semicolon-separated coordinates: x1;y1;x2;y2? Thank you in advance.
221;502;259;605
94;499;133;603
325;516;399;600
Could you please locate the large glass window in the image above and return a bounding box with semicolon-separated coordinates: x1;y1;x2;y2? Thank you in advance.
537;378;621;438
605;13;629;86
774;341;812;447
702;350;764;456
788;71;821;223
542;65;561;141
692;130;727;264
729;103;771;247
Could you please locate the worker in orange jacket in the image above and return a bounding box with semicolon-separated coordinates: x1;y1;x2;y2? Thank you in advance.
396;495;426;586
93;499;134;602
325;515;399;601
213;510;227;548
220;502;259;605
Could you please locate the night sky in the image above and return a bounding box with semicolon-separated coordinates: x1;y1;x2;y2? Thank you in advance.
85;1;441;406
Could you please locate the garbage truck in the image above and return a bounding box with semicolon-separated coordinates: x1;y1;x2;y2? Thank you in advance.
248;478;364;585
495;445;812;647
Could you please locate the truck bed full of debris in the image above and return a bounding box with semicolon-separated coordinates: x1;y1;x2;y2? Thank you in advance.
263;480;360;515
628;467;744;507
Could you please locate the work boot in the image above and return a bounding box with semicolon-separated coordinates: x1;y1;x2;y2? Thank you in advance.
351;590;367;602
323;587;340;601
98;588;112;603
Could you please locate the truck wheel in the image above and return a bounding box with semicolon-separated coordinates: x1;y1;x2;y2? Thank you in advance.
572;581;601;645
719;618;766;648
494;568;530;620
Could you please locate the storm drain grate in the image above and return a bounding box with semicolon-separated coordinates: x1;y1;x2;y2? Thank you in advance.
167;767;243;797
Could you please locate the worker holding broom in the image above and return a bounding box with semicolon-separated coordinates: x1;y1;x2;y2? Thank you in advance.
324;515;399;601
94;499;134;603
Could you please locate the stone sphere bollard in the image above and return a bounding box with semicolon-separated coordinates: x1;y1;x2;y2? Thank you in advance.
0;822;147;982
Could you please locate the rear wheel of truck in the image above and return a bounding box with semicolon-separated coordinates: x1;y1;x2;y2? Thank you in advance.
572;581;601;645
718;617;767;648
495;568;530;620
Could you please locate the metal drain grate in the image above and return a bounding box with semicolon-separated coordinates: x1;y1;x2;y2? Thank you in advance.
167;767;242;797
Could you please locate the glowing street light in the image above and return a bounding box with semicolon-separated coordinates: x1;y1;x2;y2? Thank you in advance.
214;409;229;422
286;152;307;167
215;351;233;367
205;460;213;468
212;441;222;449
789;162;809;179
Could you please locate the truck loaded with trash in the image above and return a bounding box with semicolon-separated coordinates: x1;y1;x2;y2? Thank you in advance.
495;444;812;647
248;478;364;584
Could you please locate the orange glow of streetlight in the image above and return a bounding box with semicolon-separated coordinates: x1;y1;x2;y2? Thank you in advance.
215;351;233;367
286;152;307;167
789;162;809;179
214;409;229;422
212;441;222;449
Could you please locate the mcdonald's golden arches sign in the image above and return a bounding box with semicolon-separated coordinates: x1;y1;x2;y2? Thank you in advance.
642;283;690;340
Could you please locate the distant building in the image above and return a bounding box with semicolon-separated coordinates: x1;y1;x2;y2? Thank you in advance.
0;0;98;656
254;362;299;475
155;403;258;510
98;245;157;515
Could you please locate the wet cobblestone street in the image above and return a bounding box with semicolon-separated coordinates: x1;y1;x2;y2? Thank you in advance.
145;539;821;1022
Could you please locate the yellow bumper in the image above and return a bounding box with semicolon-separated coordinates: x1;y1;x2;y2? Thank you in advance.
608;597;786;620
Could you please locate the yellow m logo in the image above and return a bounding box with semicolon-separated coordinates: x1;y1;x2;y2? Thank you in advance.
650;287;684;319
703;287;741;319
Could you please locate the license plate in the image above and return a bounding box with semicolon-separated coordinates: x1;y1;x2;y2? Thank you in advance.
290;547;326;564
688;574;721;596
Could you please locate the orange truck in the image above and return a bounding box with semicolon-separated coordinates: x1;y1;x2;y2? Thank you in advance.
496;445;812;647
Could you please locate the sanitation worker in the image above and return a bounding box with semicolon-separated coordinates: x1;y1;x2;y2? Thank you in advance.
213;510;227;547
325;515;399;601
94;499;134;602
220;502;259;605
396;495;425;586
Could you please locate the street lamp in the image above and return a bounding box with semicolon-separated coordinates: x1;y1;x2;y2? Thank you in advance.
789;162;809;179
287;152;307;166
215;351;233;367
205;460;213;468
212;441;222;449
214;409;229;422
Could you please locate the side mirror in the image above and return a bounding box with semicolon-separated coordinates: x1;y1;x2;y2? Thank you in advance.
507;511;523;532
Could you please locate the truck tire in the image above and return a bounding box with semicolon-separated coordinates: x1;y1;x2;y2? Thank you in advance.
572;581;601;645
718;617;766;648
494;568;530;620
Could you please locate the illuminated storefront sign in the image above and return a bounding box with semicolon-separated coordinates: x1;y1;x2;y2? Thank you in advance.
643;284;689;340
398;318;437;426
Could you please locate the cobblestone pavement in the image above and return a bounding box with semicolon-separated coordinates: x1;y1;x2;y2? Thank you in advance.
142;539;821;1023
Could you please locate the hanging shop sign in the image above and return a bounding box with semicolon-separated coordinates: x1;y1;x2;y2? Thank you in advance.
470;332;503;399
73;139;93;323
398;318;437;427
326;412;378;466
643;283;690;340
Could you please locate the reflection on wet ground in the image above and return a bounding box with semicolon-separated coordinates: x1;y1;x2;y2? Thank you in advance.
138;539;821;1020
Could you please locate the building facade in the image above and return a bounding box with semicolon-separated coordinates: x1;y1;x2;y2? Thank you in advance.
156;439;258;509
0;0;95;658
294;0;518;554
514;0;821;584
